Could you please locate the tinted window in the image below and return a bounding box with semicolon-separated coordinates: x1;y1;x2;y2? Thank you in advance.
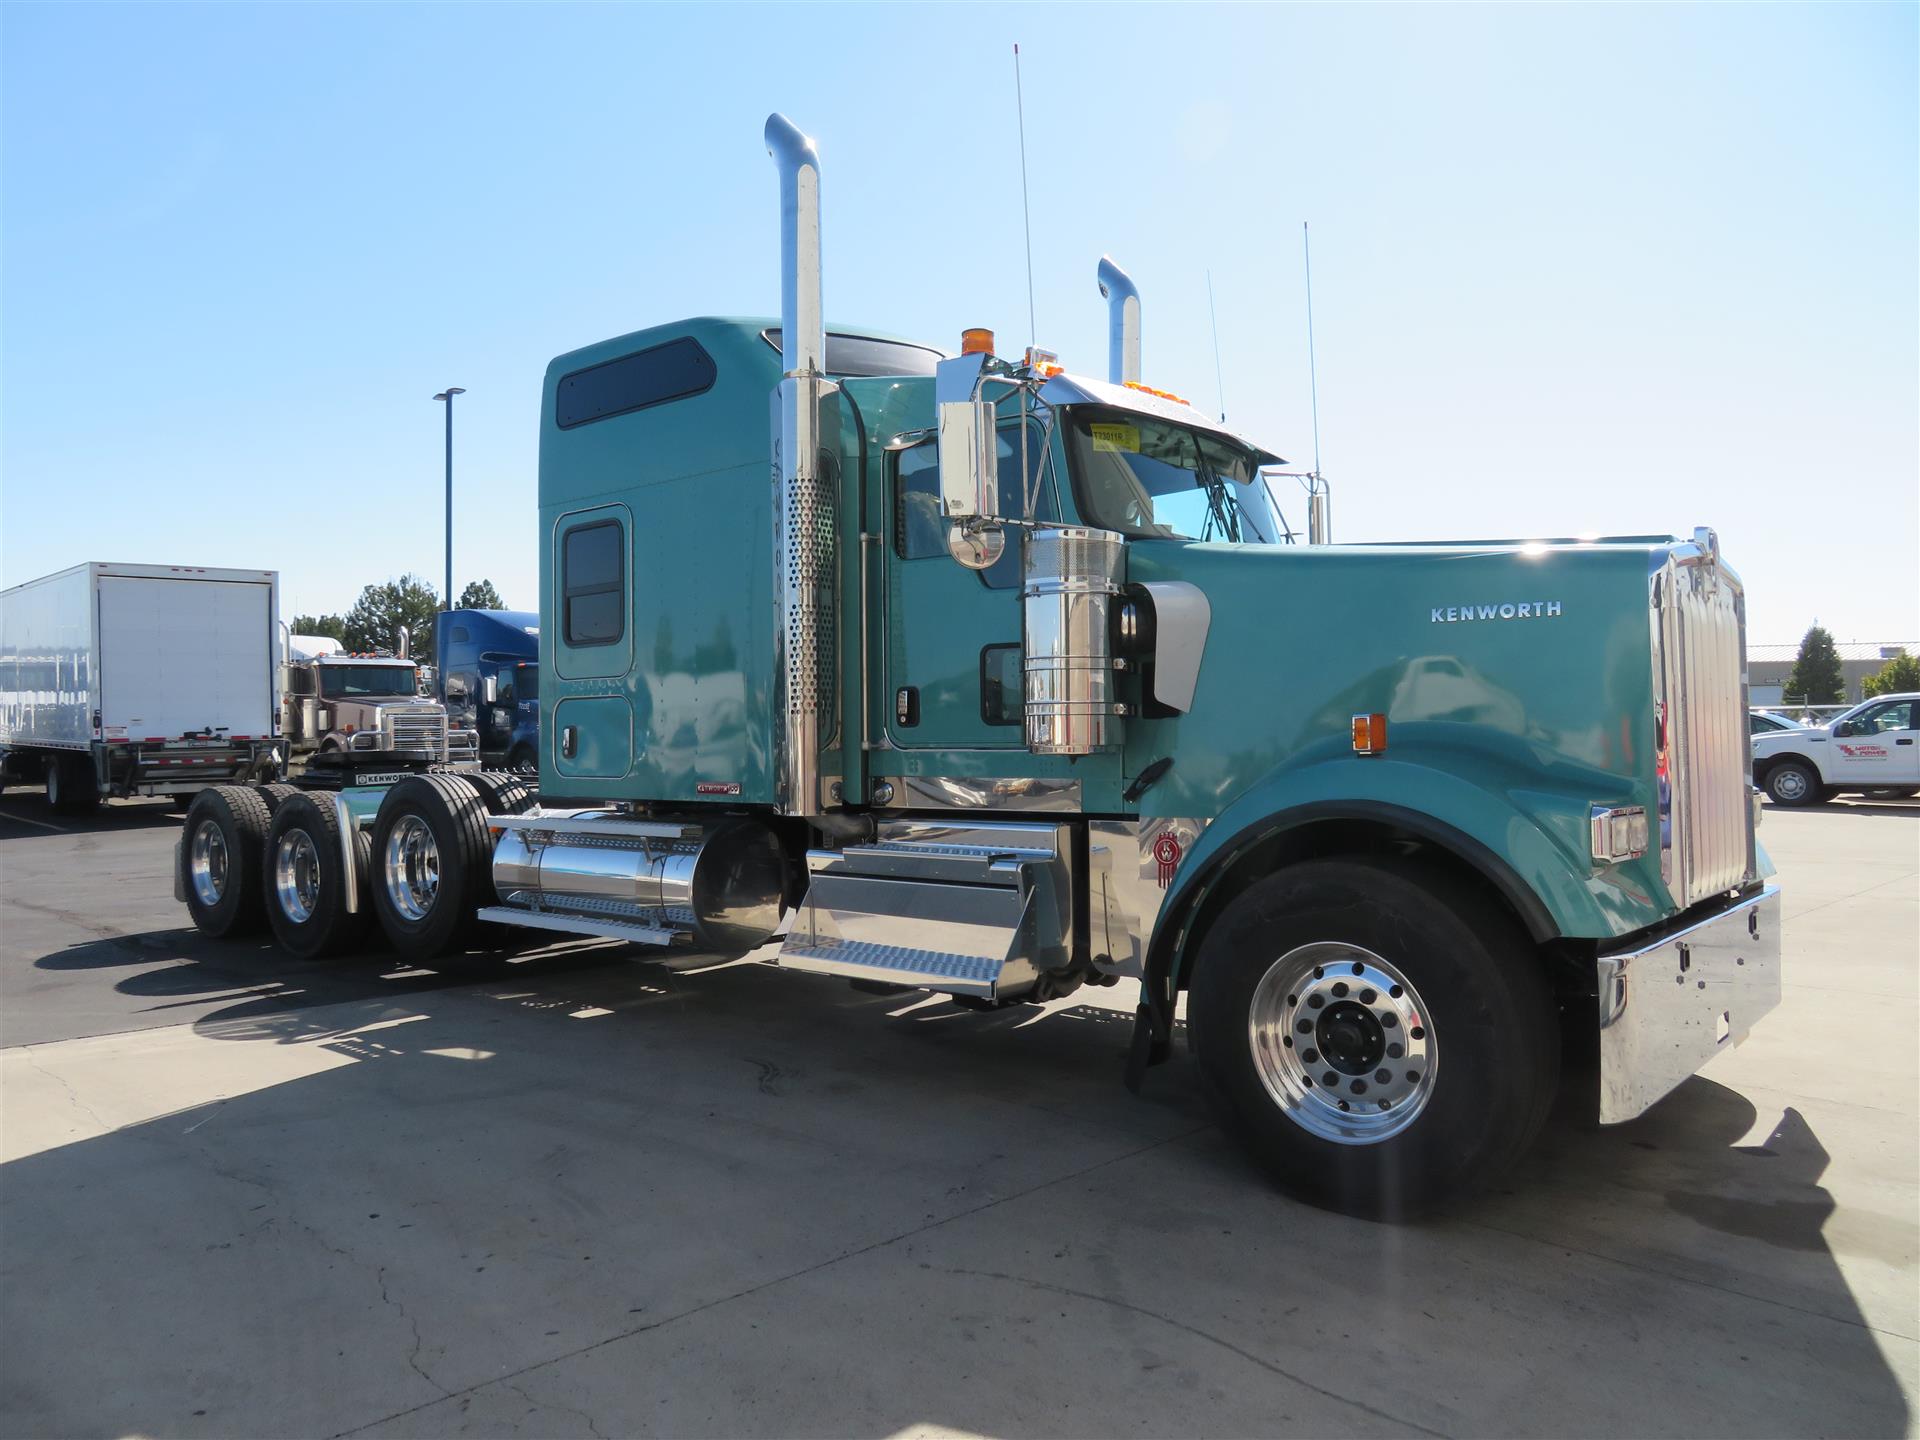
981;645;1022;725
764;329;943;377
893;421;1054;589
318;665;417;698
556;337;716;429
563;521;624;646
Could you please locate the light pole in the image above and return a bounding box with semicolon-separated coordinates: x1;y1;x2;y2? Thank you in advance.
433;387;466;610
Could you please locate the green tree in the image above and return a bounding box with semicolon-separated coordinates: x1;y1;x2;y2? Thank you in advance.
456;578;505;610
1784;625;1846;705
343;574;440;658
289;613;346;642
1862;649;1920;699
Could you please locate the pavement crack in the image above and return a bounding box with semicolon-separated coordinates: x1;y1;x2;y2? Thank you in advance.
378;1265;449;1398
935;1264;1450;1438
502;1380;608;1439
17;1046;115;1135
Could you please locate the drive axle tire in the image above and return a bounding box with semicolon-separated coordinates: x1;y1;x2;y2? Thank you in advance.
264;794;372;960
465;770;535;817
1188;856;1558;1222
368;773;494;960
1763;759;1828;807
182;785;272;937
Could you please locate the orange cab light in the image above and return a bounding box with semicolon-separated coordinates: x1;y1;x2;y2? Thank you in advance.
1351;713;1388;755
1123;379;1191;406
961;327;995;356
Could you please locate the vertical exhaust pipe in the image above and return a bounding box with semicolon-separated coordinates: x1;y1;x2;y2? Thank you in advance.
766;115;824;377
765;114;838;816
1096;256;1141;386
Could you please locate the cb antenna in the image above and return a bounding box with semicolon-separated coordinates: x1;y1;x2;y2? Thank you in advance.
1206;268;1226;422
1303;220;1322;476
1014;43;1037;350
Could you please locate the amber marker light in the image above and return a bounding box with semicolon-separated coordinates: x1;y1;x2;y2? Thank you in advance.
1352;713;1388;755
961;327;995;356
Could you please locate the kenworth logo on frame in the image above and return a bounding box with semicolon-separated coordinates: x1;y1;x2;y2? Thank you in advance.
1430;601;1564;623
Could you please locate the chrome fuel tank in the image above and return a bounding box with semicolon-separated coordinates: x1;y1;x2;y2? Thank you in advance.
492;813;786;953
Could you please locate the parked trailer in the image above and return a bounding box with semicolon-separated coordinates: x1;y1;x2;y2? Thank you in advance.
178;115;1782;1220
2;562;283;809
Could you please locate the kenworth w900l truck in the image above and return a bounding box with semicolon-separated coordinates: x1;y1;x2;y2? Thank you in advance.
177;115;1780;1218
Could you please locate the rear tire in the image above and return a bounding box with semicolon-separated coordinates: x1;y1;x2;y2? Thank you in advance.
367;774;494;961
1188;856;1558;1221
264;794;371;960
465;770;536;816
182;785;272;937
1762;759;1828;807
45;754;100;813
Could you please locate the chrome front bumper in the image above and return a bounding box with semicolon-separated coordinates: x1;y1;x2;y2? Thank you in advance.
1596;882;1781;1124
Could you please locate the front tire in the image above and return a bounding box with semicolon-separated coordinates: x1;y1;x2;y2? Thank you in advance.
182;785;272;937
367;774;494;961
264;794;372;959
1762;759;1829;807
1189;857;1558;1221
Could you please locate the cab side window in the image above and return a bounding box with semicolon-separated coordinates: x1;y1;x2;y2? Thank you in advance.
892;421;1055;589
1862;701;1915;734
562;520;625;646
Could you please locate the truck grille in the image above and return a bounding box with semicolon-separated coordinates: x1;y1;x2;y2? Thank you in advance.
1651;535;1755;909
382;708;447;758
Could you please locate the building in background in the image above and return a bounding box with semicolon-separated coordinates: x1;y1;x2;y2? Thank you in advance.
1747;640;1917;705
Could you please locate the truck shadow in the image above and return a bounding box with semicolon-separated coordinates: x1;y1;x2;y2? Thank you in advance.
0;794;191;833
2;937;1907;1439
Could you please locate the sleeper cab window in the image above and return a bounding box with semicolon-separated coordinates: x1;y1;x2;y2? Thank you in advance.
563;520;625;646
555;337;716;429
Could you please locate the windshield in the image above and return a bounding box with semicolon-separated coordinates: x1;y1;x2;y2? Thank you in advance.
318;664;417;699
1064;407;1278;543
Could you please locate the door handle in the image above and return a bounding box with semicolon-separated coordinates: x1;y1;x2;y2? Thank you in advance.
1896;738;1913;746
561;725;578;758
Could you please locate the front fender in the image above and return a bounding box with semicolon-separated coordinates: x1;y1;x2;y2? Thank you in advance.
1157;751;1674;985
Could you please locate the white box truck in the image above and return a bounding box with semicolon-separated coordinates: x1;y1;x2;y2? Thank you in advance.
0;562;284;811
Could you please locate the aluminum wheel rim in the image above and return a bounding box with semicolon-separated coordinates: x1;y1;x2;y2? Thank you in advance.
1248;941;1437;1145
1772;768;1808;801
274;827;322;924
190;819;228;907
383;814;439;922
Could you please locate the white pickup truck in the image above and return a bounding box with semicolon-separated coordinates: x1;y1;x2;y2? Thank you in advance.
1751;692;1920;805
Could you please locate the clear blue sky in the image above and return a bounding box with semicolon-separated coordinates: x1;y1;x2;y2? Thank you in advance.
4;3;1914;645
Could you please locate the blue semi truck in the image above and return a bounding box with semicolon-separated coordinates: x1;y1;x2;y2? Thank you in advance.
435;608;539;769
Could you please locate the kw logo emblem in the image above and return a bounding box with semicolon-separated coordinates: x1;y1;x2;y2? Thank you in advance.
1153;833;1183;889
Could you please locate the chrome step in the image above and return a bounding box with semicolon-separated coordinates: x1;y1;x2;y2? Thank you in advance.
774;820;1075;1001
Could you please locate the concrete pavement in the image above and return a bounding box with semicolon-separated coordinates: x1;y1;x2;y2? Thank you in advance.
1;793;1914;1438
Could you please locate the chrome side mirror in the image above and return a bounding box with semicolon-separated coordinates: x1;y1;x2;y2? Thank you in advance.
935;353;1004;570
482;675;497;704
936;397;999;524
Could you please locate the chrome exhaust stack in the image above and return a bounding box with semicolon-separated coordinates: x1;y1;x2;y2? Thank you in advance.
766;114;839;816
1096;256;1141;385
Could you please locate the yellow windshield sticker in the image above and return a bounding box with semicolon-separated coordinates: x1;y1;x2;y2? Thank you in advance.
1090;423;1140;454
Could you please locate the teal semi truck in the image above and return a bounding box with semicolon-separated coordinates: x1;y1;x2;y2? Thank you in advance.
178;115;1780;1218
